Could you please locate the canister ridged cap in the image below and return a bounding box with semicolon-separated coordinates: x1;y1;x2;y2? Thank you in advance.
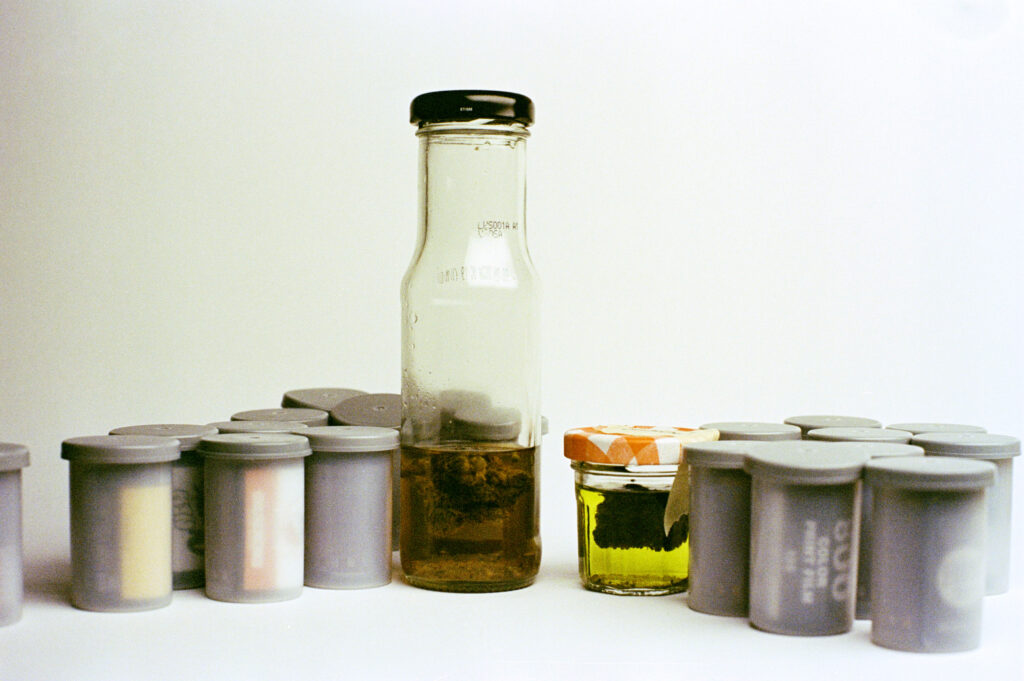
297;426;400;453
411;90;533;126
564;426;719;465
330;393;401;429
109;424;218;451
826;442;924;459
231;408;328;427
865;456;996;492
0;442;31;471
281;387;366;411
743;441;869;484
198;433;311;461
911;432;1021;460
887;422;987;435
62;435;181;465
209;420;310;434
700;421;801;441
784;415;882;433
685;440;758;469
807;427;913;444
452;405;521;442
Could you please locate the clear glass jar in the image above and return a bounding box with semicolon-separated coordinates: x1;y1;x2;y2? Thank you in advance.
572;461;688;596
399;91;541;593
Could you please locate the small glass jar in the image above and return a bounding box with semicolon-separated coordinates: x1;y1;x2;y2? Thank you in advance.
745;441;868;636
565;426;719;596
61;435;178;612
299;426;397;589
783;415;882;438
199;433;311;603
911;432;1020;595
0;443;30;626
230;408;328;427
109;424;218;590
866;456;994;652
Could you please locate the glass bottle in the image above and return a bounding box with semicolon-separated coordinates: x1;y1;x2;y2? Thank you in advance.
400;90;541;592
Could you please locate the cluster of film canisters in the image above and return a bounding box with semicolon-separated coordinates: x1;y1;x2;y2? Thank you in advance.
1;405;1019;657
672;416;1018;653
1;388;403;623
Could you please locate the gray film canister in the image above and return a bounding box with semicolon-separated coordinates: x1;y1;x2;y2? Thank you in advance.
298;426;399;589
911;432;1020;595
0;443;30;626
744;441;869;636
866;456;995;653
685;440;756;617
61;435;179;612
282;387;367;411
783;415;882;438
231;408;328;427
109;424;218;590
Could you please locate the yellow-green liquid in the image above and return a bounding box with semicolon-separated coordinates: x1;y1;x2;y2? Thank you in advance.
401;442;540;592
576;485;688;595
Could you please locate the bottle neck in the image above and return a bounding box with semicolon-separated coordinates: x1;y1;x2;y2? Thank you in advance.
416;120;529;255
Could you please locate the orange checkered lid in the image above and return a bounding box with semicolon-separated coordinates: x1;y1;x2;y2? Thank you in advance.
563;425;720;465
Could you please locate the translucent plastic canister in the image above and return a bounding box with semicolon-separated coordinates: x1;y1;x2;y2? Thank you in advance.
109;424;217;590
684;440;755;616
700;422;801;442
911;432;1020;594
807;427;912;444
199;433;311;603
825;442;924;620
783;415;881;438
888;422;986;436
1;443;30;626
744;442;868;636
298;426;398;588
330;393;402;551
61;435;178;612
282;387;366;411
231;408;328;427
866;456;994;652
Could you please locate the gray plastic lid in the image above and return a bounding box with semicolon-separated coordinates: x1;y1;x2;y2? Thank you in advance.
109;424;218;451
0;443;31;471
807;427;913;444
827;442;924;459
700;421;801;441
685;440;757;469
887;422;987;435
62;435;181;465
911;432;1021;460
282;387;367;411
453;405;521;441
330;393;401;429
784;415;882;432
231;408;328;427
865;456;996;492
439;390;491;413
298;426;400;453
209;420;310;434
743;441;869;485
198;433;311;461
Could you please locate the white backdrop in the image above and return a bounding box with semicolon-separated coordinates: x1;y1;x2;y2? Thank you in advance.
1;1;1022;679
